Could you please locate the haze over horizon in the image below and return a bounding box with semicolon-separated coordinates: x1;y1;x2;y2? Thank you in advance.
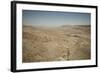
23;10;91;27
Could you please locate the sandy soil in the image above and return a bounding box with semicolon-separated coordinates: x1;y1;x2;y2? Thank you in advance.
22;25;91;63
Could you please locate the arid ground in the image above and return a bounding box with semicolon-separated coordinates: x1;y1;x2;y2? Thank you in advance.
22;25;91;63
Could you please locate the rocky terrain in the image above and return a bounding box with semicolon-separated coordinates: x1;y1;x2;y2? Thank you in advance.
22;25;91;63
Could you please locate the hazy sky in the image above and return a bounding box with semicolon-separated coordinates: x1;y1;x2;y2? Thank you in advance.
22;10;91;27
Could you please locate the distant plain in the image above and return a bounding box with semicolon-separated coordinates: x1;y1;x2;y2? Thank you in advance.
22;25;91;63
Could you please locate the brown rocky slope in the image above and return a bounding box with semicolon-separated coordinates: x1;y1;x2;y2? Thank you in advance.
22;25;91;63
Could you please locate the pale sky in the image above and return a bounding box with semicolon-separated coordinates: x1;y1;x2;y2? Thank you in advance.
22;10;91;27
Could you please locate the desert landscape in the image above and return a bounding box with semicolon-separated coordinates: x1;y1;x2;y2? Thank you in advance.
22;25;91;63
